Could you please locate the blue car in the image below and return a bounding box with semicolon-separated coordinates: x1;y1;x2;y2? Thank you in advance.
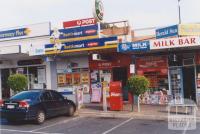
0;89;76;124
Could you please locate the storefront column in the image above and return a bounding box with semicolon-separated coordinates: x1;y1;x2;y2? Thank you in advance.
46;61;57;89
0;70;2;99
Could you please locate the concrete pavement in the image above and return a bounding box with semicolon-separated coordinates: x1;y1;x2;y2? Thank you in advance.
79;103;200;121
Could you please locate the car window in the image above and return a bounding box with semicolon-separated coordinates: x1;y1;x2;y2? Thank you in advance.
10;91;40;101
51;91;64;101
41;92;53;101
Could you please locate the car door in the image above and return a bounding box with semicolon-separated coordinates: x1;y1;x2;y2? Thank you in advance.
40;91;57;117
50;91;66;115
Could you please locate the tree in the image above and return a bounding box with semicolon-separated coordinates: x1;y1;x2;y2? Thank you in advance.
7;74;28;92
127;75;150;112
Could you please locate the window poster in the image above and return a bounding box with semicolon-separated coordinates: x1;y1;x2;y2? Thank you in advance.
66;74;73;85
73;73;81;85
83;84;90;94
90;70;100;83
58;74;66;85
91;83;102;102
81;73;89;84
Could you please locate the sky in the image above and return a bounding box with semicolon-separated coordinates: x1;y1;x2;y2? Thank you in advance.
0;0;200;30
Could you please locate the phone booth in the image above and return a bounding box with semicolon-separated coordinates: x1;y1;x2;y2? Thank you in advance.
109;81;123;111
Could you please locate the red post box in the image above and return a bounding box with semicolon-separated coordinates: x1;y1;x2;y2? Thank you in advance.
109;81;123;111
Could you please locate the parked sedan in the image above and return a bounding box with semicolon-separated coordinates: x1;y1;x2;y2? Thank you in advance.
0;89;76;124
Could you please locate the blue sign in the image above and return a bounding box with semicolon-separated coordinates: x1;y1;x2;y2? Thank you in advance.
46;36;117;52
0;28;30;39
156;25;178;39
51;24;98;40
117;41;150;52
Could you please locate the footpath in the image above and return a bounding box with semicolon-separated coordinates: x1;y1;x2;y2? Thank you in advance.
78;103;200;121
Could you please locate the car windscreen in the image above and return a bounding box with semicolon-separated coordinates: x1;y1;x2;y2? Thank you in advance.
10;91;40;101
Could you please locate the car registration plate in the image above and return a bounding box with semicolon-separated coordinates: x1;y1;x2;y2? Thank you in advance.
7;105;15;109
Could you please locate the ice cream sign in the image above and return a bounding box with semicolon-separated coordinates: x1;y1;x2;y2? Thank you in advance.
150;36;200;50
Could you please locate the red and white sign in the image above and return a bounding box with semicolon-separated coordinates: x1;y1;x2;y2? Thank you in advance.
150;36;200;50
63;18;97;28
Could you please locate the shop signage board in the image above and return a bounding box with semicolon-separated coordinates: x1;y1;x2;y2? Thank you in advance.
0;45;20;54
150;36;200;50
45;36;118;54
156;25;178;39
117;41;150;52
63;18;97;28
179;24;200;36
50;24;99;43
0;22;50;41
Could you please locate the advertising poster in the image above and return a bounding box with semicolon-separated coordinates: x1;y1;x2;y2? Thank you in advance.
90;70;100;83
91;83;102;102
57;74;66;85
73;73;81;85
81;73;89;84
66;74;73;85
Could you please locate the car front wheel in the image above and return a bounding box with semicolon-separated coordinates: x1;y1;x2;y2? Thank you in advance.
67;104;75;116
35;110;45;124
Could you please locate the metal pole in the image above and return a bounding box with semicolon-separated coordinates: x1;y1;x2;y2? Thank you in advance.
178;0;181;24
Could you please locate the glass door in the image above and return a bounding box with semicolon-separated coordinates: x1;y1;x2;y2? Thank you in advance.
169;67;184;101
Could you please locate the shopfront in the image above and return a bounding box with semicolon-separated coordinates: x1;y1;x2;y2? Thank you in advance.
89;52;131;102
118;36;200;105
0;22;50;99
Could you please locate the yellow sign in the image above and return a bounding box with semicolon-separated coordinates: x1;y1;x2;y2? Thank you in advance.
45;43;118;55
179;24;200;36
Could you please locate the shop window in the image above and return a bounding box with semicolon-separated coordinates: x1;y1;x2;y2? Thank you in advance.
57;68;89;87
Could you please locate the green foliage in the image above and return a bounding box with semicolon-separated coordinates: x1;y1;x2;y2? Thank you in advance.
7;74;28;92
127;75;150;96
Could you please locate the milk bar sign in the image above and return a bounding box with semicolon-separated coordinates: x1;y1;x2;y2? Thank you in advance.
150;36;200;50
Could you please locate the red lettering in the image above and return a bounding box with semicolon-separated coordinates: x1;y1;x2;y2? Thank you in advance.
184;39;190;44
179;39;184;45
191;38;196;44
154;41;161;47
169;40;175;46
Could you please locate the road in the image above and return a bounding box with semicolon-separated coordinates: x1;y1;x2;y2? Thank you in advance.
0;116;200;134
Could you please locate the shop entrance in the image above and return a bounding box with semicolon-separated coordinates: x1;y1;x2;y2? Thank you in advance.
183;66;196;101
113;67;128;101
1;69;10;99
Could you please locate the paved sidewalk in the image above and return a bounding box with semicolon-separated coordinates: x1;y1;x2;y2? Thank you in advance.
78;103;200;121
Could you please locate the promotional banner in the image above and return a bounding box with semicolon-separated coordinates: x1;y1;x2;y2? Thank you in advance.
179;24;200;36
50;24;99;43
118;41;150;52
156;25;178;39
150;36;200;50
63;18;97;28
45;36;118;54
0;22;50;41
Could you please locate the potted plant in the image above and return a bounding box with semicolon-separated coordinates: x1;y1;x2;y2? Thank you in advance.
7;74;28;93
127;75;150;112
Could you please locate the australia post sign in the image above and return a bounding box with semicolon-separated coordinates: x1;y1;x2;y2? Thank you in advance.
150;36;200;50
63;18;97;28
